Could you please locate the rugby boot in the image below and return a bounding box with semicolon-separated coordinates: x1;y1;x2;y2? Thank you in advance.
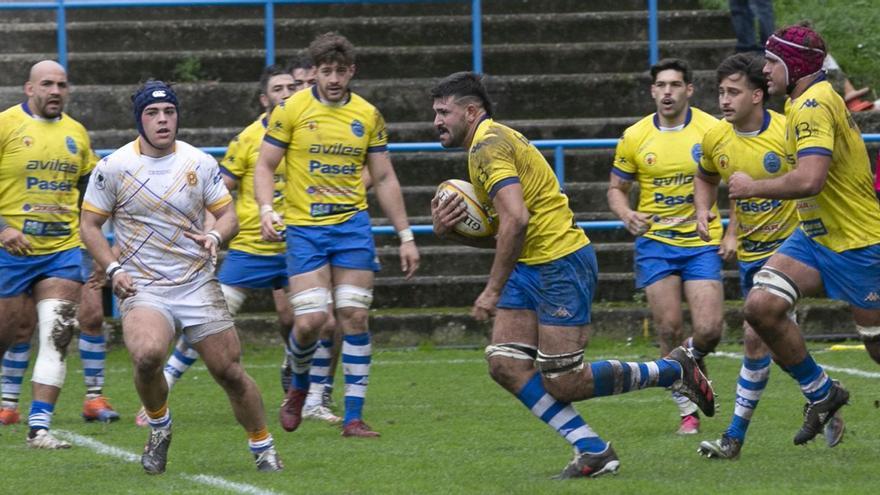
698;435;742;460
553;443;620;479
677;413;700;435
82;396;121;423
279;388;307;432
666;346;716;417
27;429;71;449
341;419;380;438
254;446;284;472
0;406;20;425
824;409;846;448
794;380;849;445
142;427;172;474
303;403;342;424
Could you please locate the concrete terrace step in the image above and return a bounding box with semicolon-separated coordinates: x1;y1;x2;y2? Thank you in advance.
225;298;853;348
0;39;737;86
0;11;733;54
6;0;705;23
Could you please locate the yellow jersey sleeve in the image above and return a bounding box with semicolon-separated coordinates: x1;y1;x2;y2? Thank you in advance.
367;108;389;153
611;129;637;179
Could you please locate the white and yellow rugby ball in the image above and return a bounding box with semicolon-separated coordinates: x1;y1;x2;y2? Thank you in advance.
435;179;496;238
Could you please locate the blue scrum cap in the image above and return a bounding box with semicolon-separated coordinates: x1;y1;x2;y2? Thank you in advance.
131;80;179;138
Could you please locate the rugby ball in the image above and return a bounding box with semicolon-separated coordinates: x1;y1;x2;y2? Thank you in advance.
435;179;496;238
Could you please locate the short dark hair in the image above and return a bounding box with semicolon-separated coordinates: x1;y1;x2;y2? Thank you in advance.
259;64;290;95
650;58;693;84
716;52;769;102
286;54;314;72
429;71;494;118
308;32;355;67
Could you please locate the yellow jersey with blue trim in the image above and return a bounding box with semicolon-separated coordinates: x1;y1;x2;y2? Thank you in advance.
0;103;97;255
612;107;722;247
264;86;387;226
82;140;233;287
700;110;798;262
784;76;880;251
468;118;588;265
221;113;285;255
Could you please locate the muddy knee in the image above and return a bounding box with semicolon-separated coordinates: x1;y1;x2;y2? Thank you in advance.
485;343;537;392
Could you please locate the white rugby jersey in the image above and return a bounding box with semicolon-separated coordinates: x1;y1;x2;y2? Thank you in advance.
83;140;232;287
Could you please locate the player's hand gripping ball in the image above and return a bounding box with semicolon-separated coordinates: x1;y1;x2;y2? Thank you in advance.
435;179;497;238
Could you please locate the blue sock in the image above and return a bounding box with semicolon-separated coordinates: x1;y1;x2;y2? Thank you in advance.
79;334;106;396
28;400;54;431
726;355;771;441
288;334;317;391
342;332;371;425
164;336;199;387
784;354;831;402
309;338;333;389
590;358;681;397
2;343;31;407
517;373;606;454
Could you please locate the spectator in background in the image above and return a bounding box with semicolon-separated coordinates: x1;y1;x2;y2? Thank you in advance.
729;0;775;53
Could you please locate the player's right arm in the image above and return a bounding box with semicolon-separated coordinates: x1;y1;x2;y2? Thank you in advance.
694;169;721;243
607;132;652;236
0;215;32;255
254;109;288;241
80;210;135;299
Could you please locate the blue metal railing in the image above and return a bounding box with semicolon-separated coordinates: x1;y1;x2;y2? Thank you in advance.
96;133;880;234
0;0;485;73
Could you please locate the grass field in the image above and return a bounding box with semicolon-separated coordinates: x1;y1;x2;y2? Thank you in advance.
1;337;878;494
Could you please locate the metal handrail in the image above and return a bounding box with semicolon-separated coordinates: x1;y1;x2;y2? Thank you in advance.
0;0;484;72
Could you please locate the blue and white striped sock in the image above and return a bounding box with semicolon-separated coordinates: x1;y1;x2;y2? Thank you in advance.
79;334;106;397
164;336;199;389
590;358;681;396
147;408;172;430
248;433;275;454
28;400;54;431
726;355;771;442
306;338;333;407
517;373;606;454
288;334;317;392
784;354;832;403
2;343;31;408
342;332;371;425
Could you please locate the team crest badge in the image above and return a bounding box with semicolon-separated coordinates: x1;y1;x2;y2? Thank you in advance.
186;170;198;186
763;152;781;173
718;154;729;169
644;152;657;166
22;136;34;148
691;143;703;164
66;136;78;154
350;119;364;137
308;120;318;131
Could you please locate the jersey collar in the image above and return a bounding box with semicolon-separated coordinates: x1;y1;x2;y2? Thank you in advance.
653;106;692;131
260;112;268;129
311;84;351;107
734;109;771;137
21;101;63;122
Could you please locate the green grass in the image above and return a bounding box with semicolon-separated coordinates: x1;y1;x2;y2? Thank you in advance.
2;338;878;494
700;0;880;89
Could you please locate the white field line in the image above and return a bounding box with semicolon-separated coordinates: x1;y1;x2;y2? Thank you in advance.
55;431;282;495
714;351;880;379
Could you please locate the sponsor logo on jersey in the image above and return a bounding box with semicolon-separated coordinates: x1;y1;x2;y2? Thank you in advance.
736;198;783;213
25;159;79;174
741;238;785;253
350;119;364;137
308;143;363;157
308;160;357;175
718;154;729;169
22;203;71;214
654;192;694;206
309;202;357;217
94;171;106;190
22;219;71;236
65;136;77;155
763;152;781;173
22;136;34;148
800;99;819;108
25;177;74;191
306;185;357;197
801;218;828;237
187;170;198;186
691;143;703;164
308;120;318;131
644;152;657;166
652;173;693;187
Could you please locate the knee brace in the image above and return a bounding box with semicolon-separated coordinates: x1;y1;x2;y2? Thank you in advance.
288;287;332;316
32;298;77;387
536;349;586;379
857;325;880;343
751;267;801;307
220;284;248;316
484;343;538;361
334;284;373;309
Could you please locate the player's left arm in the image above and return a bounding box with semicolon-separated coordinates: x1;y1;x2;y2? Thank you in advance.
366;151;419;279
472;181;528;322
729;154;830;199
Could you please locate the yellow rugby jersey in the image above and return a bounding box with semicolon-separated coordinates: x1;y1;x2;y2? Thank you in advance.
612;107;722;247
469;118;588;265
784;76;880;251
0;103;97;255
700;110;798;262
221;114;285;255
264;86;387;226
